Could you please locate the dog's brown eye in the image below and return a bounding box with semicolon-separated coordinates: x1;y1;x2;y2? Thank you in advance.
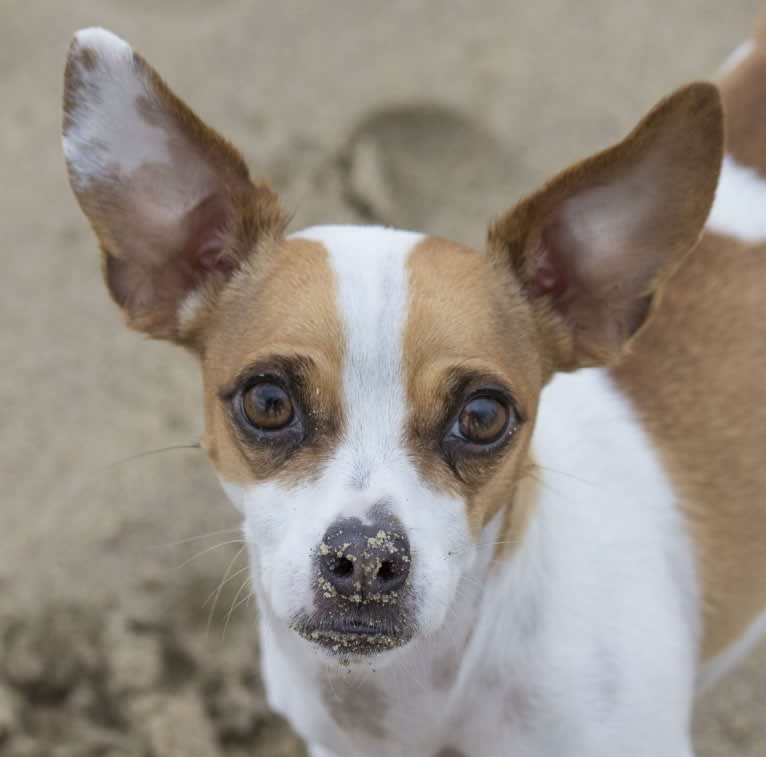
456;396;510;445
242;382;294;430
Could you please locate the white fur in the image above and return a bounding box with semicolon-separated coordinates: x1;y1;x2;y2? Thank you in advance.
717;39;754;77
245;367;700;756
706;154;766;242
63;28;171;185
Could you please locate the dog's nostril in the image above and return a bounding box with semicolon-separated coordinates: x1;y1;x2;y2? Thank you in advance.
331;556;354;578
377;560;396;583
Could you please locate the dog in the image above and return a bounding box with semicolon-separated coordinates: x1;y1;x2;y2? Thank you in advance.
62;21;766;757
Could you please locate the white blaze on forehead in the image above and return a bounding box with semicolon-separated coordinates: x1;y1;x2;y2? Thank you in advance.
63;27;171;185
291;224;424;490
706;154;766;243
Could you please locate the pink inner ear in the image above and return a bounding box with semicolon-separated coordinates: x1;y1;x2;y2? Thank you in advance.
527;224;570;300
180;193;235;278
196;237;228;271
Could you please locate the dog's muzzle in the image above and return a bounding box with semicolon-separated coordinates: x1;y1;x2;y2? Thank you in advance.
293;515;415;656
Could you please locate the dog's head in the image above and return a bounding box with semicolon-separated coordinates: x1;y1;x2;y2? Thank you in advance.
62;28;722;662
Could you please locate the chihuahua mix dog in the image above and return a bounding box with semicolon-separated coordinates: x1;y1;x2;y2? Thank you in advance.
62;20;766;757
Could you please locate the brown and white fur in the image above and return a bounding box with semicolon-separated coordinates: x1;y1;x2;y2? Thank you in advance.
62;22;766;757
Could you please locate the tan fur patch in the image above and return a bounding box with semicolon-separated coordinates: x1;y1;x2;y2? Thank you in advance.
612;231;766;660
200;238;346;488
404;237;545;544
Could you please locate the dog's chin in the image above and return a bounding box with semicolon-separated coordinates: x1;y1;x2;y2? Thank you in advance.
290;616;416;660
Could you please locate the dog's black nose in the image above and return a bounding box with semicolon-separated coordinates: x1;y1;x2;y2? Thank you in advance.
318;517;411;599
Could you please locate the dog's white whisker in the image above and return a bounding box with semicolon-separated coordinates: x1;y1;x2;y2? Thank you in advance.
149;528;242;550
173;538;246;570
530;464;598;486
205;547;248;637
204;559;248;610
97;443;202;473
222;575;253;640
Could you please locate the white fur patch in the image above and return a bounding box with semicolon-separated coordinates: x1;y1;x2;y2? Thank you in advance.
63;27;171;185
706;154;766;243
717;39;755;77
294;225;422;481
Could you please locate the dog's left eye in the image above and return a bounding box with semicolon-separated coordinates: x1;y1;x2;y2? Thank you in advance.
241;382;295;431
450;394;514;446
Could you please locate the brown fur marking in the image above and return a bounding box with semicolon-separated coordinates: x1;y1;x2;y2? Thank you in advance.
404;237;543;544
612;230;766;660
201;239;346;489
611;24;766;660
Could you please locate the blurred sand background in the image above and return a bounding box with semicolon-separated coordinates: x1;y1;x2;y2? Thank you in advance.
1;1;765;754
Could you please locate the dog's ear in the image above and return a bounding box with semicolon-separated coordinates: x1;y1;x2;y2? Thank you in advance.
62;28;286;343
490;82;723;370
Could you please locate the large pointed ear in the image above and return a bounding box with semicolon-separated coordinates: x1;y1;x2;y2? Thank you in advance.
489;82;723;370
62;28;287;343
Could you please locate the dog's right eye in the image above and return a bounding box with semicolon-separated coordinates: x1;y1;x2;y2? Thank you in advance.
456;395;510;445
241;382;295;431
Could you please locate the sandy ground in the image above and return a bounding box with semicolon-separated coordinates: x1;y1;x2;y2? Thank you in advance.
2;1;765;754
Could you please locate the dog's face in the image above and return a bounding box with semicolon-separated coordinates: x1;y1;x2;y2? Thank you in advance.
62;29;722;661
199;226;545;653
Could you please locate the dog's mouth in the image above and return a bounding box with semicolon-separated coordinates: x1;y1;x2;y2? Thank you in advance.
291;617;415;656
